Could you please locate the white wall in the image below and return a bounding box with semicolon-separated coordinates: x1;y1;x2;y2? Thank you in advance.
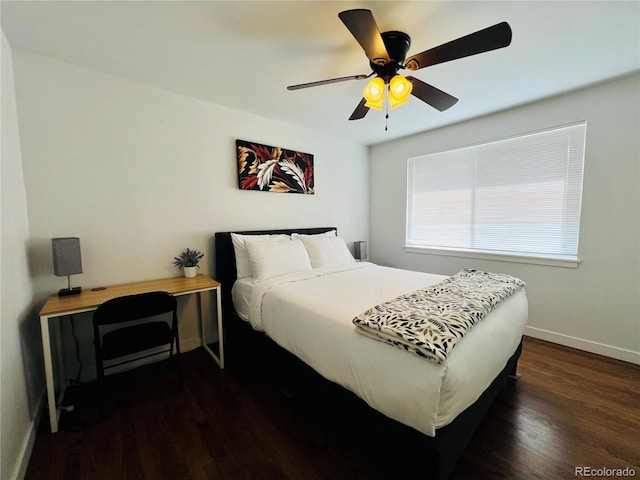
1;32;43;480
11;49;369;381
370;73;640;363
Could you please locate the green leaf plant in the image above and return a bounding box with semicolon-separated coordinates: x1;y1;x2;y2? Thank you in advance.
172;248;204;268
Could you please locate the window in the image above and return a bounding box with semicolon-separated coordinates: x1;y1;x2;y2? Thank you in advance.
406;122;586;266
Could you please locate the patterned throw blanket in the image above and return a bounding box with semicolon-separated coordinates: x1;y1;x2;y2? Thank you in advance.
352;269;525;364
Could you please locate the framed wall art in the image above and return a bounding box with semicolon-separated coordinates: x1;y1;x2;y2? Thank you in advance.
236;139;314;194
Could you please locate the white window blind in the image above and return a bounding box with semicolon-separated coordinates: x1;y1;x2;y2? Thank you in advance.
406;122;586;263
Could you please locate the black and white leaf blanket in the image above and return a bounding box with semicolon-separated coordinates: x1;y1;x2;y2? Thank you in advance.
352;269;525;364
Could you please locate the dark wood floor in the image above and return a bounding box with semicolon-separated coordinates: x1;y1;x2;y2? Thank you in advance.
26;337;639;479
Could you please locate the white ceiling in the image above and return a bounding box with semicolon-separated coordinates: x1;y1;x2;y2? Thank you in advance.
2;1;639;146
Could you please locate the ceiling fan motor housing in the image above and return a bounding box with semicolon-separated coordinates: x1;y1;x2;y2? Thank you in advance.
370;31;412;81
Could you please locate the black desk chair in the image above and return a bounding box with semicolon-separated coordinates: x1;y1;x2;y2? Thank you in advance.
93;291;182;392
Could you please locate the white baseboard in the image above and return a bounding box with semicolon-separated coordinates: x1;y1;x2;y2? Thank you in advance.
11;391;45;480
82;335;203;380
525;326;640;365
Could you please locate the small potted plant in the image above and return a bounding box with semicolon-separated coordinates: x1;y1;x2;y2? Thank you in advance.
173;248;204;278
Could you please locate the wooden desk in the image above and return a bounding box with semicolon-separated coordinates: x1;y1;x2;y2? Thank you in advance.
39;274;223;433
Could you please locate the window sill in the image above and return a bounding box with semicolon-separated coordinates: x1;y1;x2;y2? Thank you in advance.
403;246;580;268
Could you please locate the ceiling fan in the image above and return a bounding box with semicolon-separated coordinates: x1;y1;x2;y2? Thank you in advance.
287;9;512;121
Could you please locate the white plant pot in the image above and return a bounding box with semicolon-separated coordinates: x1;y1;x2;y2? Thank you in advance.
184;266;197;278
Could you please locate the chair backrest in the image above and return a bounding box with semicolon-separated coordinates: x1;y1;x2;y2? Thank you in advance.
94;291;177;326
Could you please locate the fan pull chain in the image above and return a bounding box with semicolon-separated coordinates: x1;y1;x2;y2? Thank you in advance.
385;88;389;131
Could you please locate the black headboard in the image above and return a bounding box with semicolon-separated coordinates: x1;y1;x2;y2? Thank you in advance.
214;227;336;319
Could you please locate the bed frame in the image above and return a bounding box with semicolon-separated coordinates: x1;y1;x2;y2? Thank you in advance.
214;227;522;479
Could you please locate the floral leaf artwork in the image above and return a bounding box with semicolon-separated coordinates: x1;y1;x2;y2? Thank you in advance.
236;139;314;194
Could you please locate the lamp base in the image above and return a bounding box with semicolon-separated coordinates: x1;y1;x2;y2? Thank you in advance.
58;287;82;297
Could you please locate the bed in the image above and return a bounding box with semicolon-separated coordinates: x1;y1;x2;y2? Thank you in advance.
215;227;528;479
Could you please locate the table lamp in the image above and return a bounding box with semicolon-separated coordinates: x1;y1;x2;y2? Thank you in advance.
354;241;368;261
52;237;83;296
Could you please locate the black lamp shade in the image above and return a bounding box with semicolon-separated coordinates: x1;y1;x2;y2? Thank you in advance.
52;237;83;276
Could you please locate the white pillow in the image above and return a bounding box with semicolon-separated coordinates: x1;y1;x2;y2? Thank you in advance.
244;238;312;281
299;236;356;268
231;233;290;279
291;230;336;239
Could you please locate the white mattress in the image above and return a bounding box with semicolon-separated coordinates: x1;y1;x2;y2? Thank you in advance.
231;262;528;437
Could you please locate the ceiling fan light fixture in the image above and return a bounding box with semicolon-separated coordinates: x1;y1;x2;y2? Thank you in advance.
389;75;413;109
363;77;385;110
289;10;512;123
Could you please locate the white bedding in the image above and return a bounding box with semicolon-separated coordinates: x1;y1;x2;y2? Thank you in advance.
232;276;257;321
231;262;528;437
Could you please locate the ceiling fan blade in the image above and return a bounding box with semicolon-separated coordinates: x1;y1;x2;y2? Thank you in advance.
339;9;390;65
404;22;512;71
406;76;458;111
349;98;370;120
287;74;370;91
